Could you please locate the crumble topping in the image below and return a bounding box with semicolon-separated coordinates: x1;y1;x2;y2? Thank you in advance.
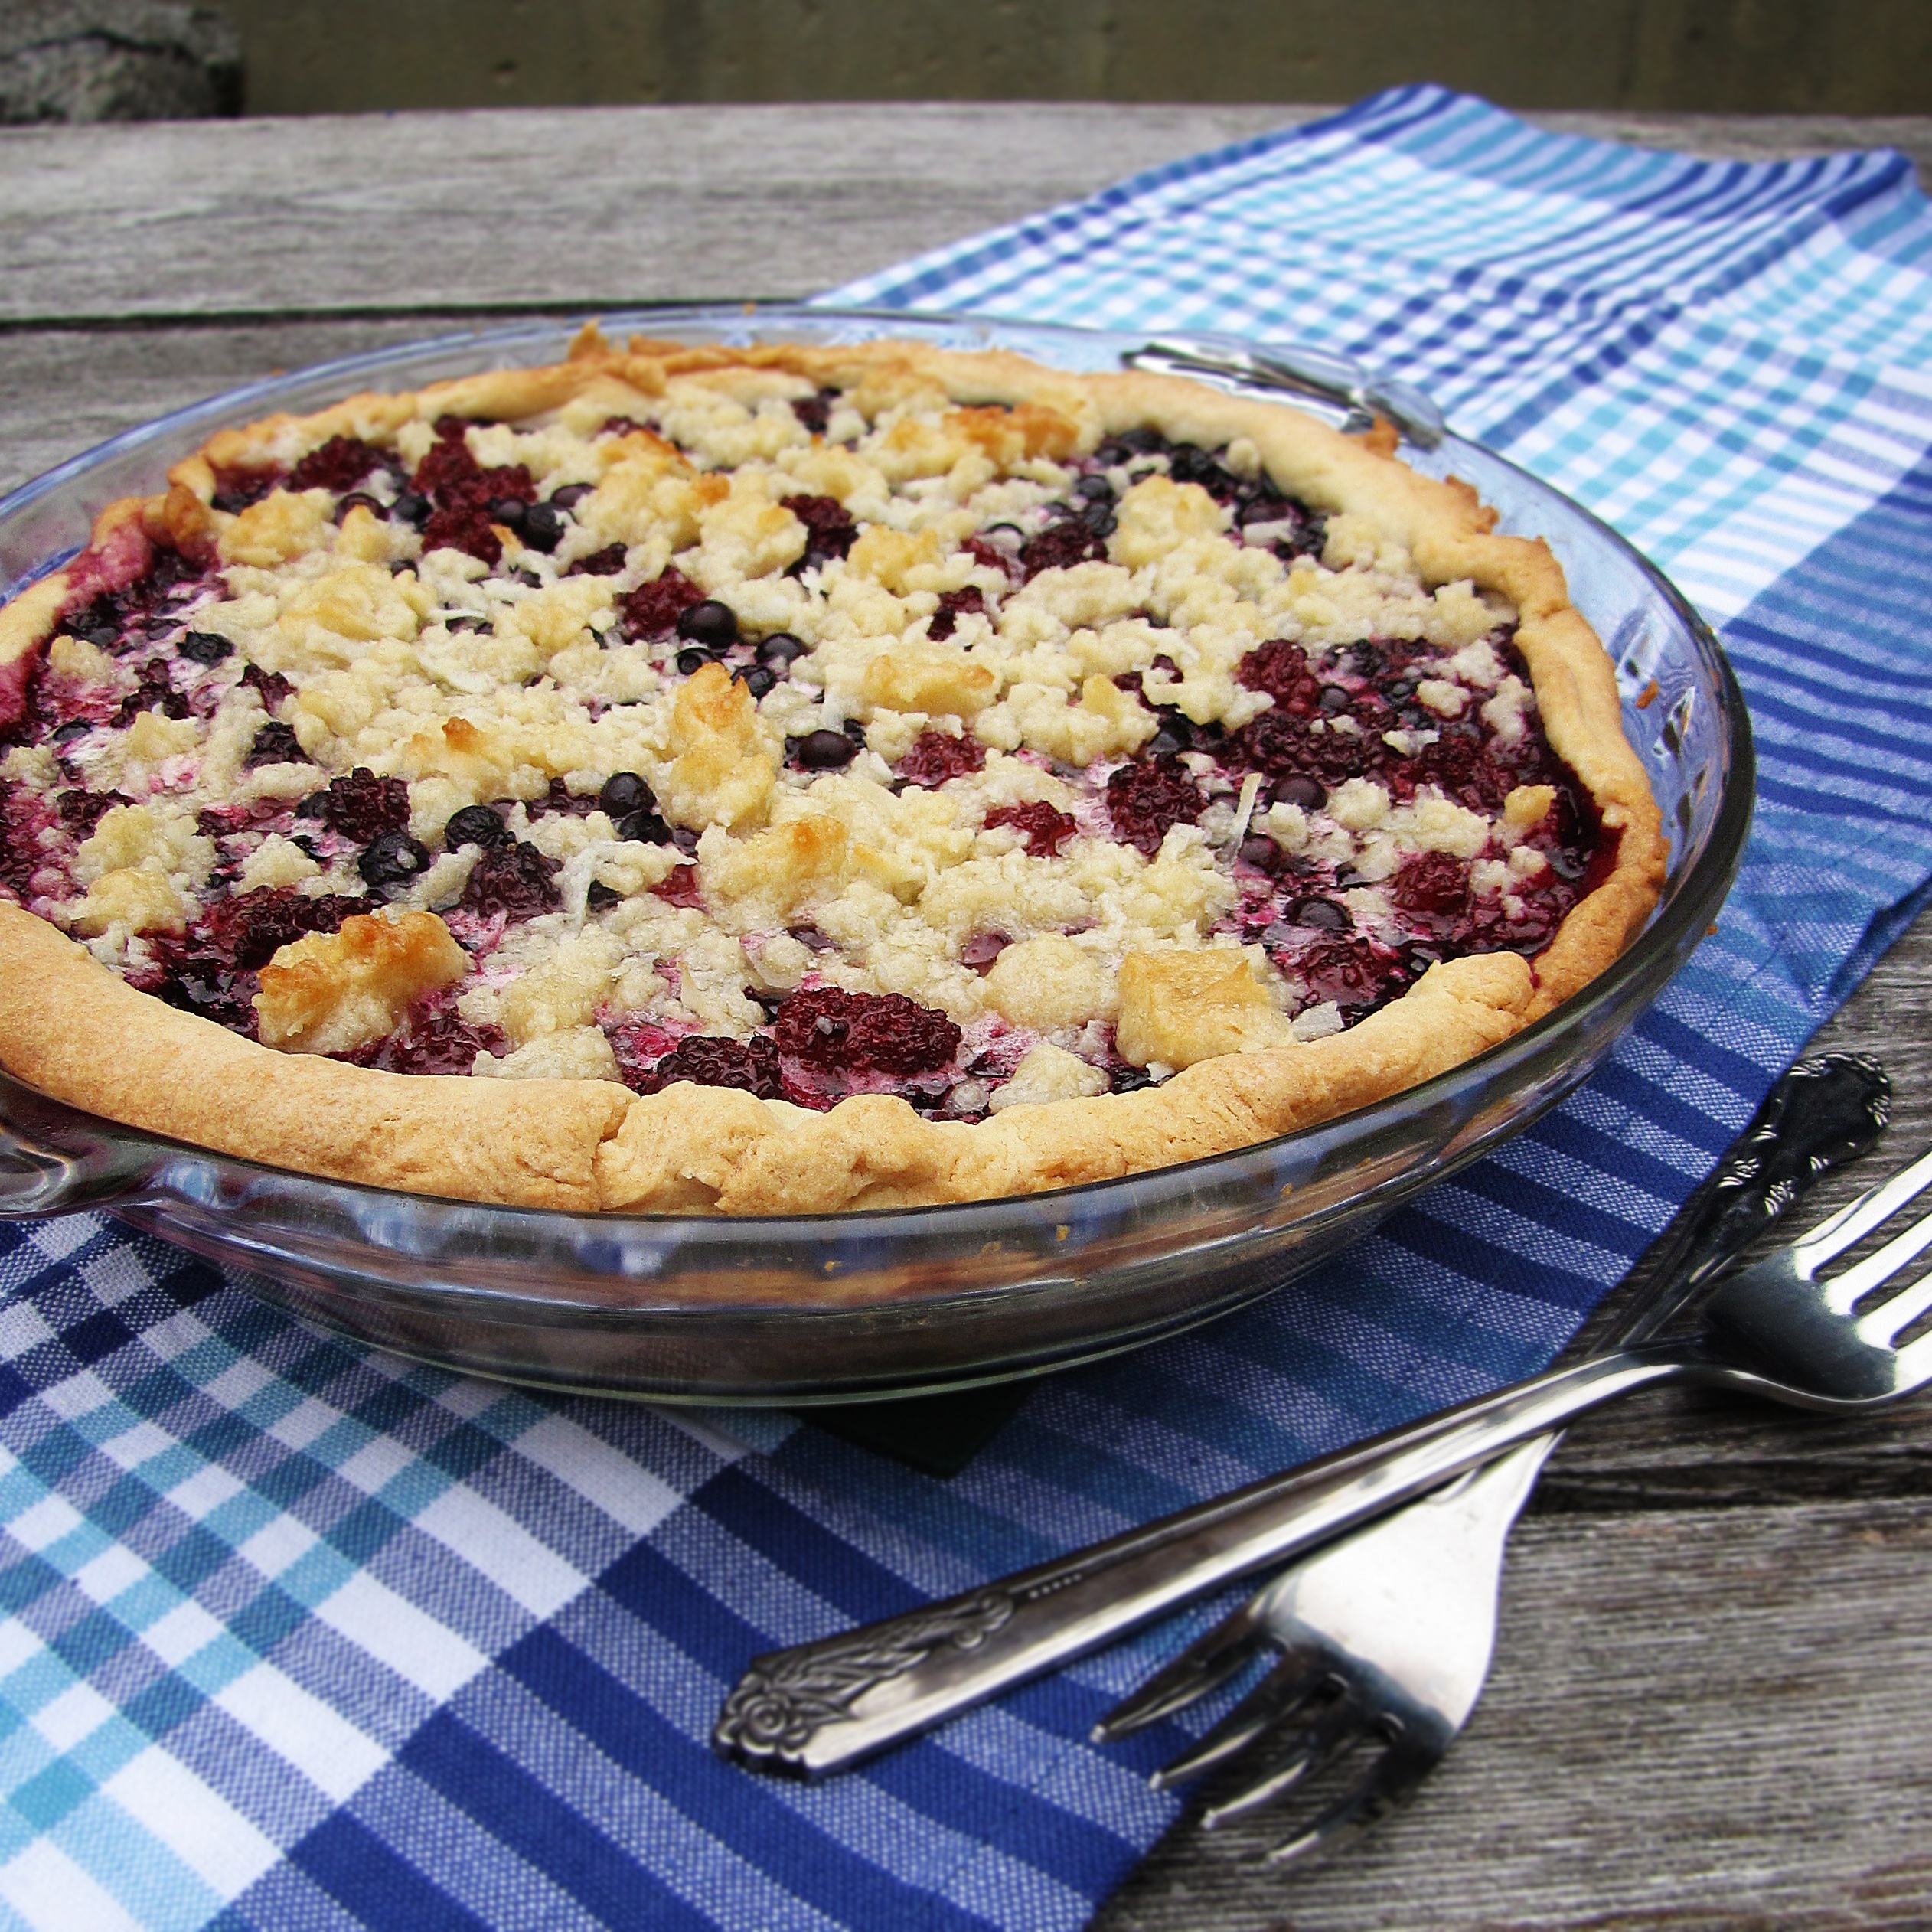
0;351;1605;1122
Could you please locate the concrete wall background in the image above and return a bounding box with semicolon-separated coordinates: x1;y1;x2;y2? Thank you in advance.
211;0;1932;116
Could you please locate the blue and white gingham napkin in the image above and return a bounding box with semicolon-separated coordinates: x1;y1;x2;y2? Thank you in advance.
5;85;1932;1932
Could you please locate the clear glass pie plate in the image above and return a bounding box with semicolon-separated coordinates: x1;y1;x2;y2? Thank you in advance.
0;306;1752;1402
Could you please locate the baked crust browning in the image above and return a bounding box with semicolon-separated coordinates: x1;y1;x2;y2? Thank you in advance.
0;902;626;1208
0;332;1666;1215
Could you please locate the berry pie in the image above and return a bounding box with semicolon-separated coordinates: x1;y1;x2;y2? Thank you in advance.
0;329;1664;1212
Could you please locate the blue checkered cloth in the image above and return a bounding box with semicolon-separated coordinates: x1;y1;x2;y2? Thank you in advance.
5;84;1932;1930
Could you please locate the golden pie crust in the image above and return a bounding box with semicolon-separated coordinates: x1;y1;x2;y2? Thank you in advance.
0;332;1665;1214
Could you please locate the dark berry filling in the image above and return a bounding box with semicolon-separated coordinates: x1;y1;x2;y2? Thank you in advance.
782;494;858;570
960;931;1011;972
775;987;962;1081
622;1033;785;1100
894;729;985;789
790;390;837;436
210;468;281;514
177;630;233;667
618;567;704;641
289;436;386;494
357;830;432;893
1105;756;1208;856
984;801;1076;858
677;600;739;649
131;887;363;1033
928;587;986;640
443;804;515;850
57;788;132;837
0;403;1614;1120
652;864;703;909
461;840;560;919
1020;518;1108;582
342;992;505;1075
297;769;410;843
241;661;293;710
410;418;536;565
245;721;308;769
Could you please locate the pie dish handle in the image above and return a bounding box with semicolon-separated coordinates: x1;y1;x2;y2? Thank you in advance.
0;1112;158;1218
1124;335;1447;449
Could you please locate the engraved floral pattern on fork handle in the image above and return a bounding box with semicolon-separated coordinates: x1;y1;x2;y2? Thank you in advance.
716;1055;1892;1781
716;1591;1018;1770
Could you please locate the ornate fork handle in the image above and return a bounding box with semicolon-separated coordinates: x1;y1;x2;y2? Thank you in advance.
719;1343;1693;1775
717;1054;1890;1780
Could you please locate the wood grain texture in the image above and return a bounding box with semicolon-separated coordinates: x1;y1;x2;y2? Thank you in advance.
1102;1499;1932;1932
1098;909;1932;1929
0;102;1300;325
1;105;1925;329
4;97;1929;1932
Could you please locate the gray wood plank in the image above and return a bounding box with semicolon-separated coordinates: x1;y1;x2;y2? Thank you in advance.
0;103;1304;325
1102;1495;1932;1931
1097;909;1932;1927
3;105;1927;330
0;318;466;498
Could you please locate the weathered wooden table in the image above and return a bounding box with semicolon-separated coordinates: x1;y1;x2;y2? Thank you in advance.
5;100;1929;1932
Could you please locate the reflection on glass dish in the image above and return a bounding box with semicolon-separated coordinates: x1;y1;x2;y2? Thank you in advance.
0;308;1751;1402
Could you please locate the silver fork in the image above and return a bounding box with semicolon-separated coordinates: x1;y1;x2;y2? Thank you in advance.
1092;1054;1891;1858
719;1115;1932;1782
1098;1445;1547;1861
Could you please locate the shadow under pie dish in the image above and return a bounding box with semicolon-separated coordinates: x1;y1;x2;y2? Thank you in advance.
0;317;1673;1228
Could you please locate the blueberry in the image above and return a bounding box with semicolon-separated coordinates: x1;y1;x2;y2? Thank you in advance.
521;501;564;553
547;482;593;512
1148;718;1196;757
1075;474;1115;501
675;648;715;677
359;830;432;889
1238;834;1284;874
758;631;809;669
246;721;306;768
1273;774;1327;811
586;881;622;909
676;599;739;648
50;720;90;744
443;804;514;850
739;666;777;700
598;772;655;819
1291;896;1351;932
490;497;528;531
391;491;430;527
177;630;233;666
1110;1064;1157;1093
615;808;671;845
790;729;856;770
1318;684;1353;714
1547;848;1588;881
671;827;700;856
840;717;869;746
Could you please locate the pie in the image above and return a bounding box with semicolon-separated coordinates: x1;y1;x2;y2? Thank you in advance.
0;327;1665;1214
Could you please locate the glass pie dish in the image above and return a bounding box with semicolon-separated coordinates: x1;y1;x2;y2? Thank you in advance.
0;306;1751;1403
